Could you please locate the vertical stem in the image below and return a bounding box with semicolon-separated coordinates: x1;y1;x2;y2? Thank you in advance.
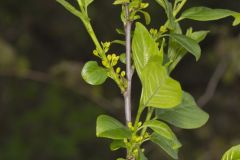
123;4;133;124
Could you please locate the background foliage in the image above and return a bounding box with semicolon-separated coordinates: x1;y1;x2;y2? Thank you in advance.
0;0;240;159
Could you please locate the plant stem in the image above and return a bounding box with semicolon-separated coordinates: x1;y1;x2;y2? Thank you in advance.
140;107;154;136
134;103;144;128
123;3;133;124
173;0;187;17
84;20;126;92
56;0;126;92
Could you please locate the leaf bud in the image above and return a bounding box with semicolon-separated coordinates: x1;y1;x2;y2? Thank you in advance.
93;50;99;56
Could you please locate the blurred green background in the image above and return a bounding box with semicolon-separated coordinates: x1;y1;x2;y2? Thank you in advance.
0;0;240;159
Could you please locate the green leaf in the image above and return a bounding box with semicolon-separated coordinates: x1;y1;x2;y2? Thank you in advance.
141;60;182;108
139;150;148;160
143;120;175;140
181;7;240;26
116;158;125;160
96;115;131;140
81;61;108;85
150;132;181;159
120;53;126;64
110;140;126;151
116;28;125;35
170;33;201;61
132;22;161;80
154;0;176;30
167;29;208;73
156;91;209;129
222;145;240;160
111;40;126;46
189;30;209;43
154;0;165;9
233;14;240;26
139;10;151;25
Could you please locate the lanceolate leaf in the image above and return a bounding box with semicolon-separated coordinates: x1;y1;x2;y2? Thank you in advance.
168;29;208;72
139;10;151;25
132;22;161;80
222;145;240;160
96;115;131;140
156;92;209;129
141;60;182;108
189;30;209;43
150;132;181;160
169;33;201;61
154;0;176;29
81;61;108;85
181;7;240;26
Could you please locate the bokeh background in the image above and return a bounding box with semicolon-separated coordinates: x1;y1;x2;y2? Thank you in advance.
0;0;240;159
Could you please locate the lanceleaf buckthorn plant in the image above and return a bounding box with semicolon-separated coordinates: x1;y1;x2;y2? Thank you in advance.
56;0;240;159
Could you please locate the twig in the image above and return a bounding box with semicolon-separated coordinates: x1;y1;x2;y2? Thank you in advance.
198;59;228;107
123;3;133;124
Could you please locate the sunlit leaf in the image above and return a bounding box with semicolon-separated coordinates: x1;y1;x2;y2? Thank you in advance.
132;22;161;79
222;144;240;160
141;60;182;108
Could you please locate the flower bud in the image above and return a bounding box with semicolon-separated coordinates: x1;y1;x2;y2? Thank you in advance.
107;54;112;61
137;122;142;127
116;67;121;74
102;60;109;68
121;71;126;77
160;26;167;33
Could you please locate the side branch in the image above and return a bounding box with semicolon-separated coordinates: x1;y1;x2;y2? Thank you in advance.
198;59;228;107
